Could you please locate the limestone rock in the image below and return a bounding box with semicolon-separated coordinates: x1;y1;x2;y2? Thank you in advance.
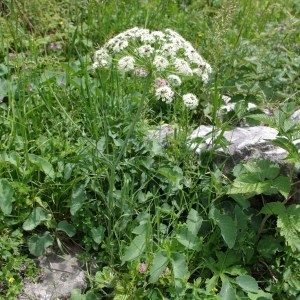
189;125;288;162
18;251;86;300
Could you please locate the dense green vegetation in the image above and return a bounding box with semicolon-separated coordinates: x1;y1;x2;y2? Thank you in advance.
0;0;299;299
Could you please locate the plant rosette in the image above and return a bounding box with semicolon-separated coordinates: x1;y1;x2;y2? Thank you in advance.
92;27;212;110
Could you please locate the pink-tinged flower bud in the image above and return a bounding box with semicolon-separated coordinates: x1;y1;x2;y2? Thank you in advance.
139;263;147;274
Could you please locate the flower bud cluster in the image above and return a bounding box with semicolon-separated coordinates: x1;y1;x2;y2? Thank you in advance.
93;27;212;110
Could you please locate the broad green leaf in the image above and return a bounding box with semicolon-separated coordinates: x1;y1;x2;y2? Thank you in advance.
131;223;148;235
70;183;86;215
186;208;203;235
28;154;55;179
0;151;20;168
176;226;201;250
247;290;272;299
28;231;54;256
236;275;259;292
70;289;84;300
0;179;14;215
272;176;291;199
171;252;188;290
57;220;76;237
216;214;237;249
220;280;236;300
149;251;168;284
260;202;286;215
91;226;105;244
23;207;52;231
122;234;146;263
257;235;283;259
151;140;164;155
157;166;183;183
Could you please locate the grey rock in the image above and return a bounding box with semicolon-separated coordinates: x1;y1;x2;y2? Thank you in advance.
146;124;174;145
18;251;86;300
291;109;300;121
146;110;299;172
189;125;289;161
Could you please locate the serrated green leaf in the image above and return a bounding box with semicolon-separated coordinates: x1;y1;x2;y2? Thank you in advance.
271;137;299;154
57;220;76;237
0;179;14;215
149;251;168;284
244;160;280;180
28;153;55;179
236;275;259;292
277;205;300;252
228;180;271;195
260;201;286;215
272;176;291;199
23;207;52;231
28;231;54;256
220;280;236;300
248;114;275;127
122;234;146;263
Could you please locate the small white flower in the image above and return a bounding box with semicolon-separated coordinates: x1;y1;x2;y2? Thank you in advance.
155;86;175;104
220;103;235;112
158;43;177;57
93;48;111;68
109;39;129;53
247;102;257;110
167;74;182;86
173;58;193;76
151;31;167;43
118;56;135;72
192;68;202;77
92;61;100;69
133;67;148;77
135;45;154;57
202;62;212;74
185;48;204;65
123;27;140;38
165;29;186;45
136;29;155;43
221;95;231;104
201;72;209;84
155;77;169;88
153;55;169;71
183;93;199;110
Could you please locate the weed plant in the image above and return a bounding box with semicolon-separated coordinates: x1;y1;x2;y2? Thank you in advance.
0;0;299;299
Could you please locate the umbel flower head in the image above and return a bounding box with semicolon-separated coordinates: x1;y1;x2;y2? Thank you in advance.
93;27;212;110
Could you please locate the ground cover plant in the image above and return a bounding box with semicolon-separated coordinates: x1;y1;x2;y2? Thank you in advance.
0;0;299;299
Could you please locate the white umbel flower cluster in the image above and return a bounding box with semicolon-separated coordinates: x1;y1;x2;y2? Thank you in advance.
155;86;175;104
118;56;135;72
93;27;212;110
183;93;199;110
